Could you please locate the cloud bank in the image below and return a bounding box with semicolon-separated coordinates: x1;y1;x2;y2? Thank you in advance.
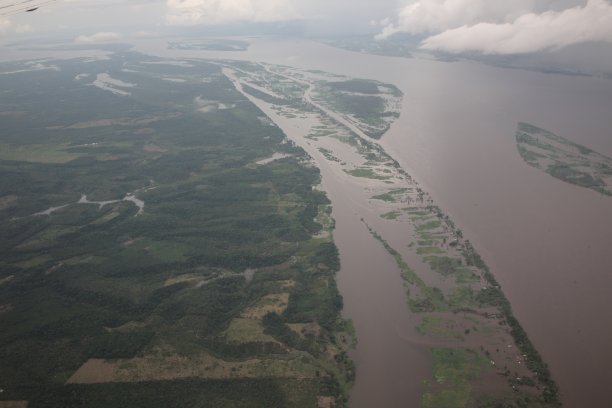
165;0;297;25
378;0;612;55
376;0;535;39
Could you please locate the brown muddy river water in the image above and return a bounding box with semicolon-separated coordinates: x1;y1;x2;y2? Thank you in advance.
15;37;610;407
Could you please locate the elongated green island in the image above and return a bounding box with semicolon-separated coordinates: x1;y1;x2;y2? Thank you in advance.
516;122;612;195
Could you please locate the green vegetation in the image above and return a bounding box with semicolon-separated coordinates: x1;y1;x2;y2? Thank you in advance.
28;379;319;408
318;147;341;163
372;180;559;405
462;241;560;406
366;225;448;313
422;348;488;408
417;317;463;341
372;193;396;202
0;54;352;406
313;78;402;139
372;181;561;407
423;256;463;276
516;122;612;195
416;220;442;232
345;167;391;180
371;188;408;202
381;211;401;220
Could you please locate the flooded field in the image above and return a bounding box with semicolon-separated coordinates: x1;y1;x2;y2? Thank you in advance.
222;61;559;406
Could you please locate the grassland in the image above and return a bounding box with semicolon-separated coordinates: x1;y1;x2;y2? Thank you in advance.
0;53;353;407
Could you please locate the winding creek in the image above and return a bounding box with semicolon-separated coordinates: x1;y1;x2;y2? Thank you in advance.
34;193;144;217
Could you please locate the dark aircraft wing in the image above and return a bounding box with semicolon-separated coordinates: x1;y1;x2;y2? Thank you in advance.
0;0;57;16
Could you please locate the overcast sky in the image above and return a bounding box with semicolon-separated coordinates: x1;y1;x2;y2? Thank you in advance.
1;0;612;57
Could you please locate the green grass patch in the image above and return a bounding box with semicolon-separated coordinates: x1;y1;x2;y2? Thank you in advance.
371;193;395;202
422;388;471;408
345;168;390;180
421;347;488;408
417;316;463;341
381;211;401;220
416;220;441;232
454;269;479;284
423;256;463;277
224;318;277;343
407;210;429;217
371;188;408;202
431;347;487;385
448;287;477;310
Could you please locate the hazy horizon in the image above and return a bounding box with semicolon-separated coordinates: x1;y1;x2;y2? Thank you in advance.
2;0;612;75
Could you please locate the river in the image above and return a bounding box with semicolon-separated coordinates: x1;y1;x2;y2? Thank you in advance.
132;36;612;407
136;37;612;407
10;36;612;406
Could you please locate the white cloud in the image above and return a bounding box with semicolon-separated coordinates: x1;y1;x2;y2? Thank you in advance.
75;31;123;43
376;0;536;39
377;0;612;55
421;0;612;54
165;0;297;25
